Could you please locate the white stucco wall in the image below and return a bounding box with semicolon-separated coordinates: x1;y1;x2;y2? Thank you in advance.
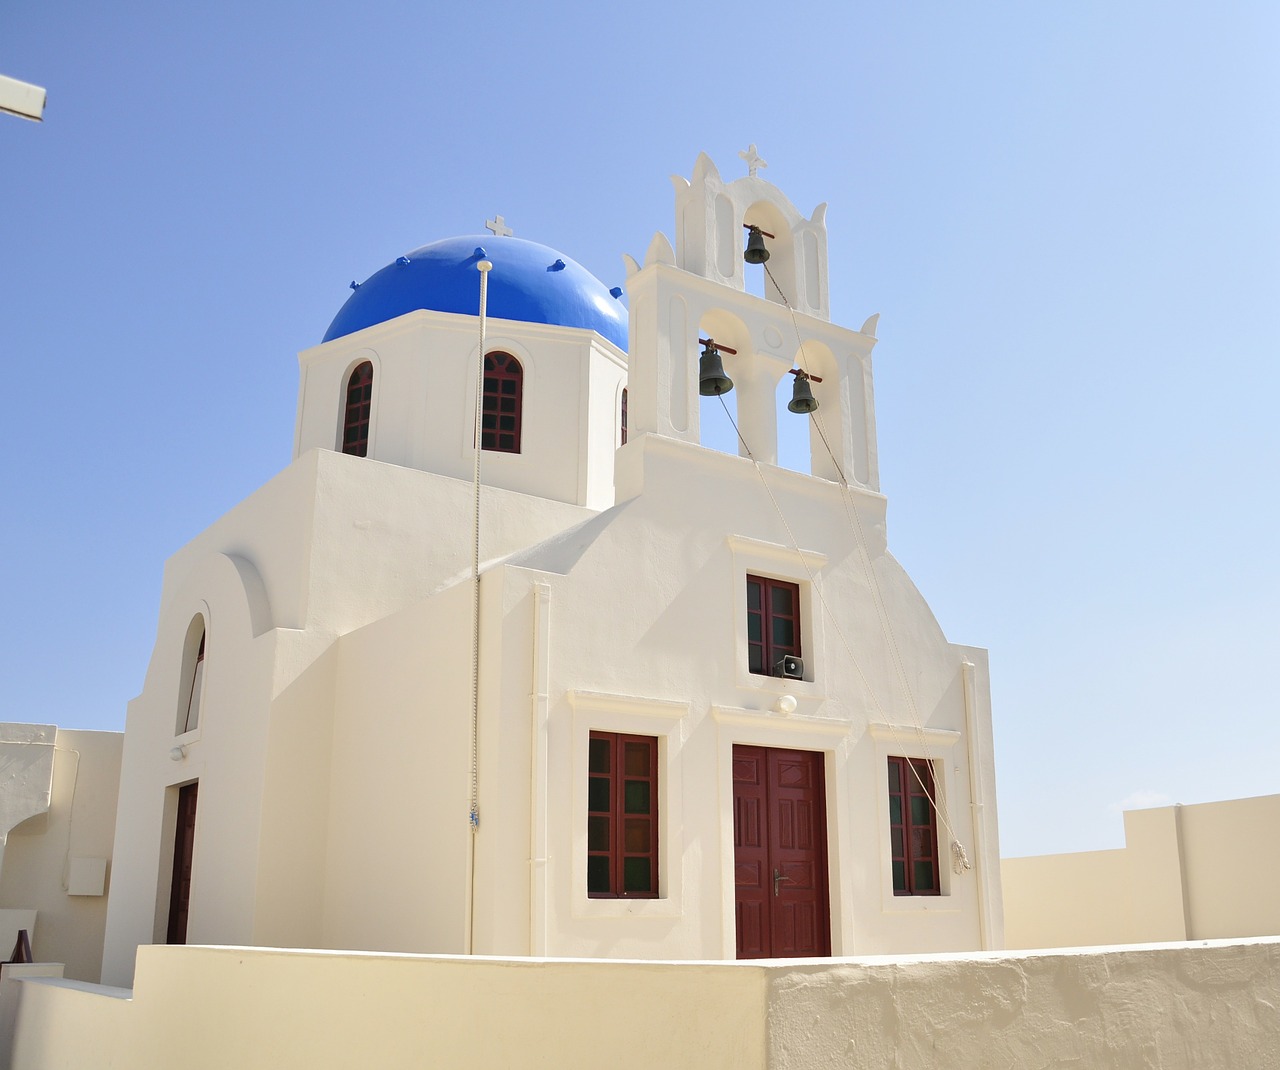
11;940;1280;1069
476;432;1001;959
0;730;120;983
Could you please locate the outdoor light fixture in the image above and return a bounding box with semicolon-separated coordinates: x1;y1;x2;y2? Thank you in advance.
0;74;46;122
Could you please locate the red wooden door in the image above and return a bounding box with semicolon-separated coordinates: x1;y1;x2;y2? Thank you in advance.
733;746;830;958
166;782;198;944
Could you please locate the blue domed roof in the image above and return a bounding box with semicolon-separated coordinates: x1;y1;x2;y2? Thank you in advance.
324;235;628;350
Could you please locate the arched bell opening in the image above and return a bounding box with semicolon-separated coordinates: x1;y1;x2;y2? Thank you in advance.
788;340;848;483
696;309;752;459
742;201;795;311
775;374;813;476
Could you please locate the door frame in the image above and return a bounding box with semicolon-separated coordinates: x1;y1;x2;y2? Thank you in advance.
714;712;848;958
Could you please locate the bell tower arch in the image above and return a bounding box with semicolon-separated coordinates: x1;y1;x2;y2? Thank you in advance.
623;150;879;489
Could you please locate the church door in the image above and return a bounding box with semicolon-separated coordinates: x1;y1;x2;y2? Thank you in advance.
166;782;198;944
733;746;830;958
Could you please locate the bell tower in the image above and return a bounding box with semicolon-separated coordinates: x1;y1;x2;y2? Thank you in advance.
622;150;881;488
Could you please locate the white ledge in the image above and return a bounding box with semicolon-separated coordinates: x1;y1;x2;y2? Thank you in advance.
866;722;961;748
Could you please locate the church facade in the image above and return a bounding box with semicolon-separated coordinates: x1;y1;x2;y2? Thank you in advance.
100;153;1002;986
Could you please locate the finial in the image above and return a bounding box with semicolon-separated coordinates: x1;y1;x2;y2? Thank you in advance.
485;215;513;237
739;143;767;178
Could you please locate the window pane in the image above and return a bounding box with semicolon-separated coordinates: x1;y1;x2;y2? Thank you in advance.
888;795;902;825
891;828;904;858
892;860;906;892
588;776;610;813
624;781;650;815
623;857;652;893
624;742;649;776
588;816;609;851
748;616;762;642
770;585;793;615
911;828;933;860
624;818;650;853
914;861;936;892
887;761;900;792
589;737;610;774
910;795;932;826
747;581;761;611
772;619;794;648
588;855;611;894
749;646;764;674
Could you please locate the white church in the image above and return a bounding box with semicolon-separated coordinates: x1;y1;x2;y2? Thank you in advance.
24;151;1006;991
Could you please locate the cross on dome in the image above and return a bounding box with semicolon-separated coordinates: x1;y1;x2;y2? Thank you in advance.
739;144;767;178
485;215;514;237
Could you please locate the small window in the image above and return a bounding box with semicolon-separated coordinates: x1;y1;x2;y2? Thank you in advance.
887;756;940;895
746;575;801;676
342;361;373;457
587;731;658;898
620;387;628;446
178;618;206;734
481;351;523;453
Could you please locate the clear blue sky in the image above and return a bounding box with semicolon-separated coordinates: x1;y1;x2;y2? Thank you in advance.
2;2;1276;858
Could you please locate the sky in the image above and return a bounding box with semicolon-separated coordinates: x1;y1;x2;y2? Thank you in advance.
1;2;1276;859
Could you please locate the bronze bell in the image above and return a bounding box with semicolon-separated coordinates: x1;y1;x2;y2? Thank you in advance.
788;373;819;413
743;225;770;264
699;342;734;396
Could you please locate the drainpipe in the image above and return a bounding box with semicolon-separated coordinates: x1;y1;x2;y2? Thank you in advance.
961;658;994;950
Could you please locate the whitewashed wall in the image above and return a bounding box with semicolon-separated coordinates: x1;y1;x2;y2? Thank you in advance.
11;940;1280;1070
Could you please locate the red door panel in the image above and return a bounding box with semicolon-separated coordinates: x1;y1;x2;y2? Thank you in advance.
733;746;830;959
167;781;198;945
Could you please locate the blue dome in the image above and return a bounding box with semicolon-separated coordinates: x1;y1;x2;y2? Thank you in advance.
324;235;628;350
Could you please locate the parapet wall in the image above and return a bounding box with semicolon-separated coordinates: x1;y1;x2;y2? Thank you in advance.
10;939;1280;1069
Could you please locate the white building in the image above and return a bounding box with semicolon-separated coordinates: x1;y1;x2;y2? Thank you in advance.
98;152;1003;987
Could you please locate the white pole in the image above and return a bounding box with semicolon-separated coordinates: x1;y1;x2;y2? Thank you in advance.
466;254;492;955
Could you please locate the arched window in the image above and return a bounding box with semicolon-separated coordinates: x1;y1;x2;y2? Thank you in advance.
178;618;206;734
620;387;628;446
482;351;522;453
341;361;373;456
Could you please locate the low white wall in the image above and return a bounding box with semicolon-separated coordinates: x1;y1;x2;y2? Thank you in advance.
0;730;121;983
10;940;1280;1069
1004;795;1280;950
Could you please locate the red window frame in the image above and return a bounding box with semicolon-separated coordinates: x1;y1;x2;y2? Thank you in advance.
887;756;941;896
620;387;628;446
587;732;658;898
746;575;801;677
341;361;373;457
481;351;523;453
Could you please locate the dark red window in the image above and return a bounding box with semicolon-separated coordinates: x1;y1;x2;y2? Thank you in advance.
481;351;523;453
341;361;373;457
887;756;940;895
746;575;801;676
587;732;658;898
620;387;628;445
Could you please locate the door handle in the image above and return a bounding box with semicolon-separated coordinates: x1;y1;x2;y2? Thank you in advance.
773;867;791;897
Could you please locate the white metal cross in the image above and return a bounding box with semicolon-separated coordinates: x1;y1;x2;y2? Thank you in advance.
739;144;767;178
485;215;513;237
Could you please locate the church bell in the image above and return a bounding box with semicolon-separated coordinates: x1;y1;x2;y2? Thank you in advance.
743;225;770;264
698;341;734;396
787;373;819;414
